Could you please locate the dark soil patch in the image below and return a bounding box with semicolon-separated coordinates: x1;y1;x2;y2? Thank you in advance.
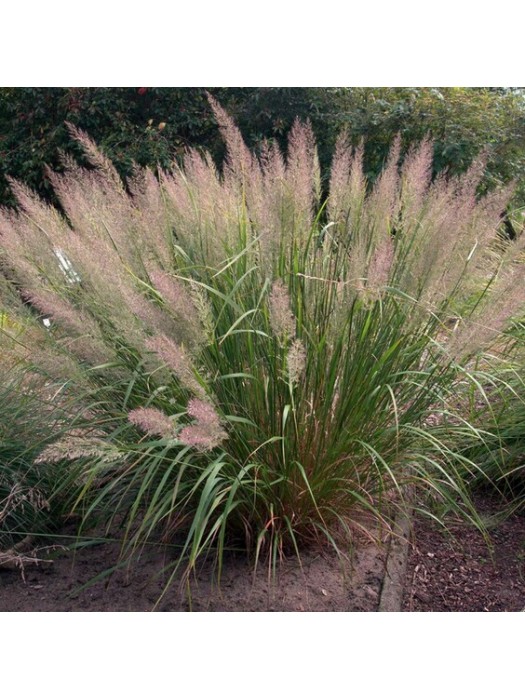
1;495;523;611
403;495;525;612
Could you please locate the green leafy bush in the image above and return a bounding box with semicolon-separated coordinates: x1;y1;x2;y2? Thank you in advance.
2;88;525;209
1;98;524;583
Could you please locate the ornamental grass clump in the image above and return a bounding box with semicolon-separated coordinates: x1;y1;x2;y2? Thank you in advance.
0;365;74;552
458;337;525;514
1;97;525;583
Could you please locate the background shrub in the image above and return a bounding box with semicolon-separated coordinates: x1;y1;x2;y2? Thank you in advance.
1;87;525;211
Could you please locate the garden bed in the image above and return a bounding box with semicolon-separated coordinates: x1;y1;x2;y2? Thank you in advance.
0;529;386;612
402;494;525;612
1;495;523;612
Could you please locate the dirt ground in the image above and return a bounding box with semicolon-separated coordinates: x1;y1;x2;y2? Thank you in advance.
403;494;525;612
0;495;524;612
0;521;388;612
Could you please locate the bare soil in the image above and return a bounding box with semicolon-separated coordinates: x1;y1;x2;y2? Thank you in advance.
1;494;523;612
0;528;387;612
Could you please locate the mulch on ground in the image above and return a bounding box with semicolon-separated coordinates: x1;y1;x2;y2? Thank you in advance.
403;495;525;612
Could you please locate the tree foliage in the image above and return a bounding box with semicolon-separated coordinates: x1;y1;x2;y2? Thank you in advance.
1;87;525;209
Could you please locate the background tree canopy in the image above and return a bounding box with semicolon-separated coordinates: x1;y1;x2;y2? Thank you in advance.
1;87;525;210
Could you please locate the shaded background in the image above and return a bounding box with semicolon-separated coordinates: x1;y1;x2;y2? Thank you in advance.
1;87;524;211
